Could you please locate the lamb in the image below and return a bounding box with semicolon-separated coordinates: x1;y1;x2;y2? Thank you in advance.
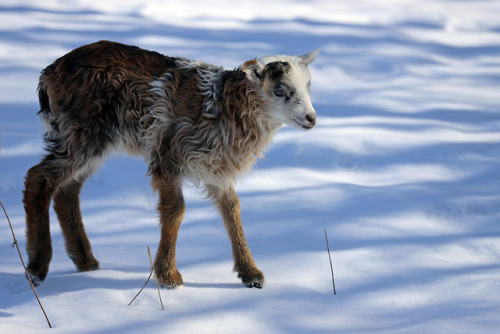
23;40;319;288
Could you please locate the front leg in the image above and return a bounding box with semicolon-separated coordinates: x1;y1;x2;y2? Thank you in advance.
151;176;185;288
208;185;264;288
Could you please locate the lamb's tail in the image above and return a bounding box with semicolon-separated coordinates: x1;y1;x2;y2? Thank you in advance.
37;82;50;118
36;75;61;151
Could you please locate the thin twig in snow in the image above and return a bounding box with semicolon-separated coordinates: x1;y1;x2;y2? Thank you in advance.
128;267;153;306
323;228;337;295
1;201;52;328
148;246;164;310
128;246;164;310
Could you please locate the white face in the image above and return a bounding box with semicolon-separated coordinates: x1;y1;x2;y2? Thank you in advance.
243;50;319;130
264;60;316;130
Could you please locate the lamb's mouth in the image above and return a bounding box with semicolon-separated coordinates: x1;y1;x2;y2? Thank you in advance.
295;119;315;130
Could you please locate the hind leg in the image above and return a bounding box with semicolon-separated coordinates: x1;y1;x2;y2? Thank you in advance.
24;155;69;281
53;179;99;272
24;149;101;281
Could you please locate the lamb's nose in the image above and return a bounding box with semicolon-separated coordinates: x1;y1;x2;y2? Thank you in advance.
306;113;316;126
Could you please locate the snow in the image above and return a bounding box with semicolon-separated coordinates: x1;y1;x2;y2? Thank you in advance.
1;0;500;333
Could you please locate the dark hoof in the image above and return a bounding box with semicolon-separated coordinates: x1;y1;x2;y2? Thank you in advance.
78;260;100;272
25;272;41;287
160;283;182;290
246;282;263;289
26;262;48;284
238;267;265;289
155;267;183;289
72;256;100;272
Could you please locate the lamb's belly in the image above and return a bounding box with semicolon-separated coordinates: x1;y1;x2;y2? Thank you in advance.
183;155;254;188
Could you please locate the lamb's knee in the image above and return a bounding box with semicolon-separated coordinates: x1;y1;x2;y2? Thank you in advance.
24;163;51;196
23;163;58;222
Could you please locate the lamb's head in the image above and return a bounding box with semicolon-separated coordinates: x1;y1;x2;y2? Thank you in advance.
242;49;320;130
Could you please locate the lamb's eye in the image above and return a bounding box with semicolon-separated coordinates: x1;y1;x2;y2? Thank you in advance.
273;89;286;97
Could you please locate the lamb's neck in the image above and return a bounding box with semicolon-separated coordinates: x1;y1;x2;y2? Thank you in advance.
221;74;281;158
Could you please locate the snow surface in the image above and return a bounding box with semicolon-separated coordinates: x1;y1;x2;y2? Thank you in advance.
1;0;500;333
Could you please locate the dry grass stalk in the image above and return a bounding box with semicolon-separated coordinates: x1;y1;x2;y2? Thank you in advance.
323;228;337;295
129;246;164;310
1;201;52;328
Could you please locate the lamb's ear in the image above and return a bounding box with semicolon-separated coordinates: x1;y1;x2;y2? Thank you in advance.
242;59;264;83
298;49;320;65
